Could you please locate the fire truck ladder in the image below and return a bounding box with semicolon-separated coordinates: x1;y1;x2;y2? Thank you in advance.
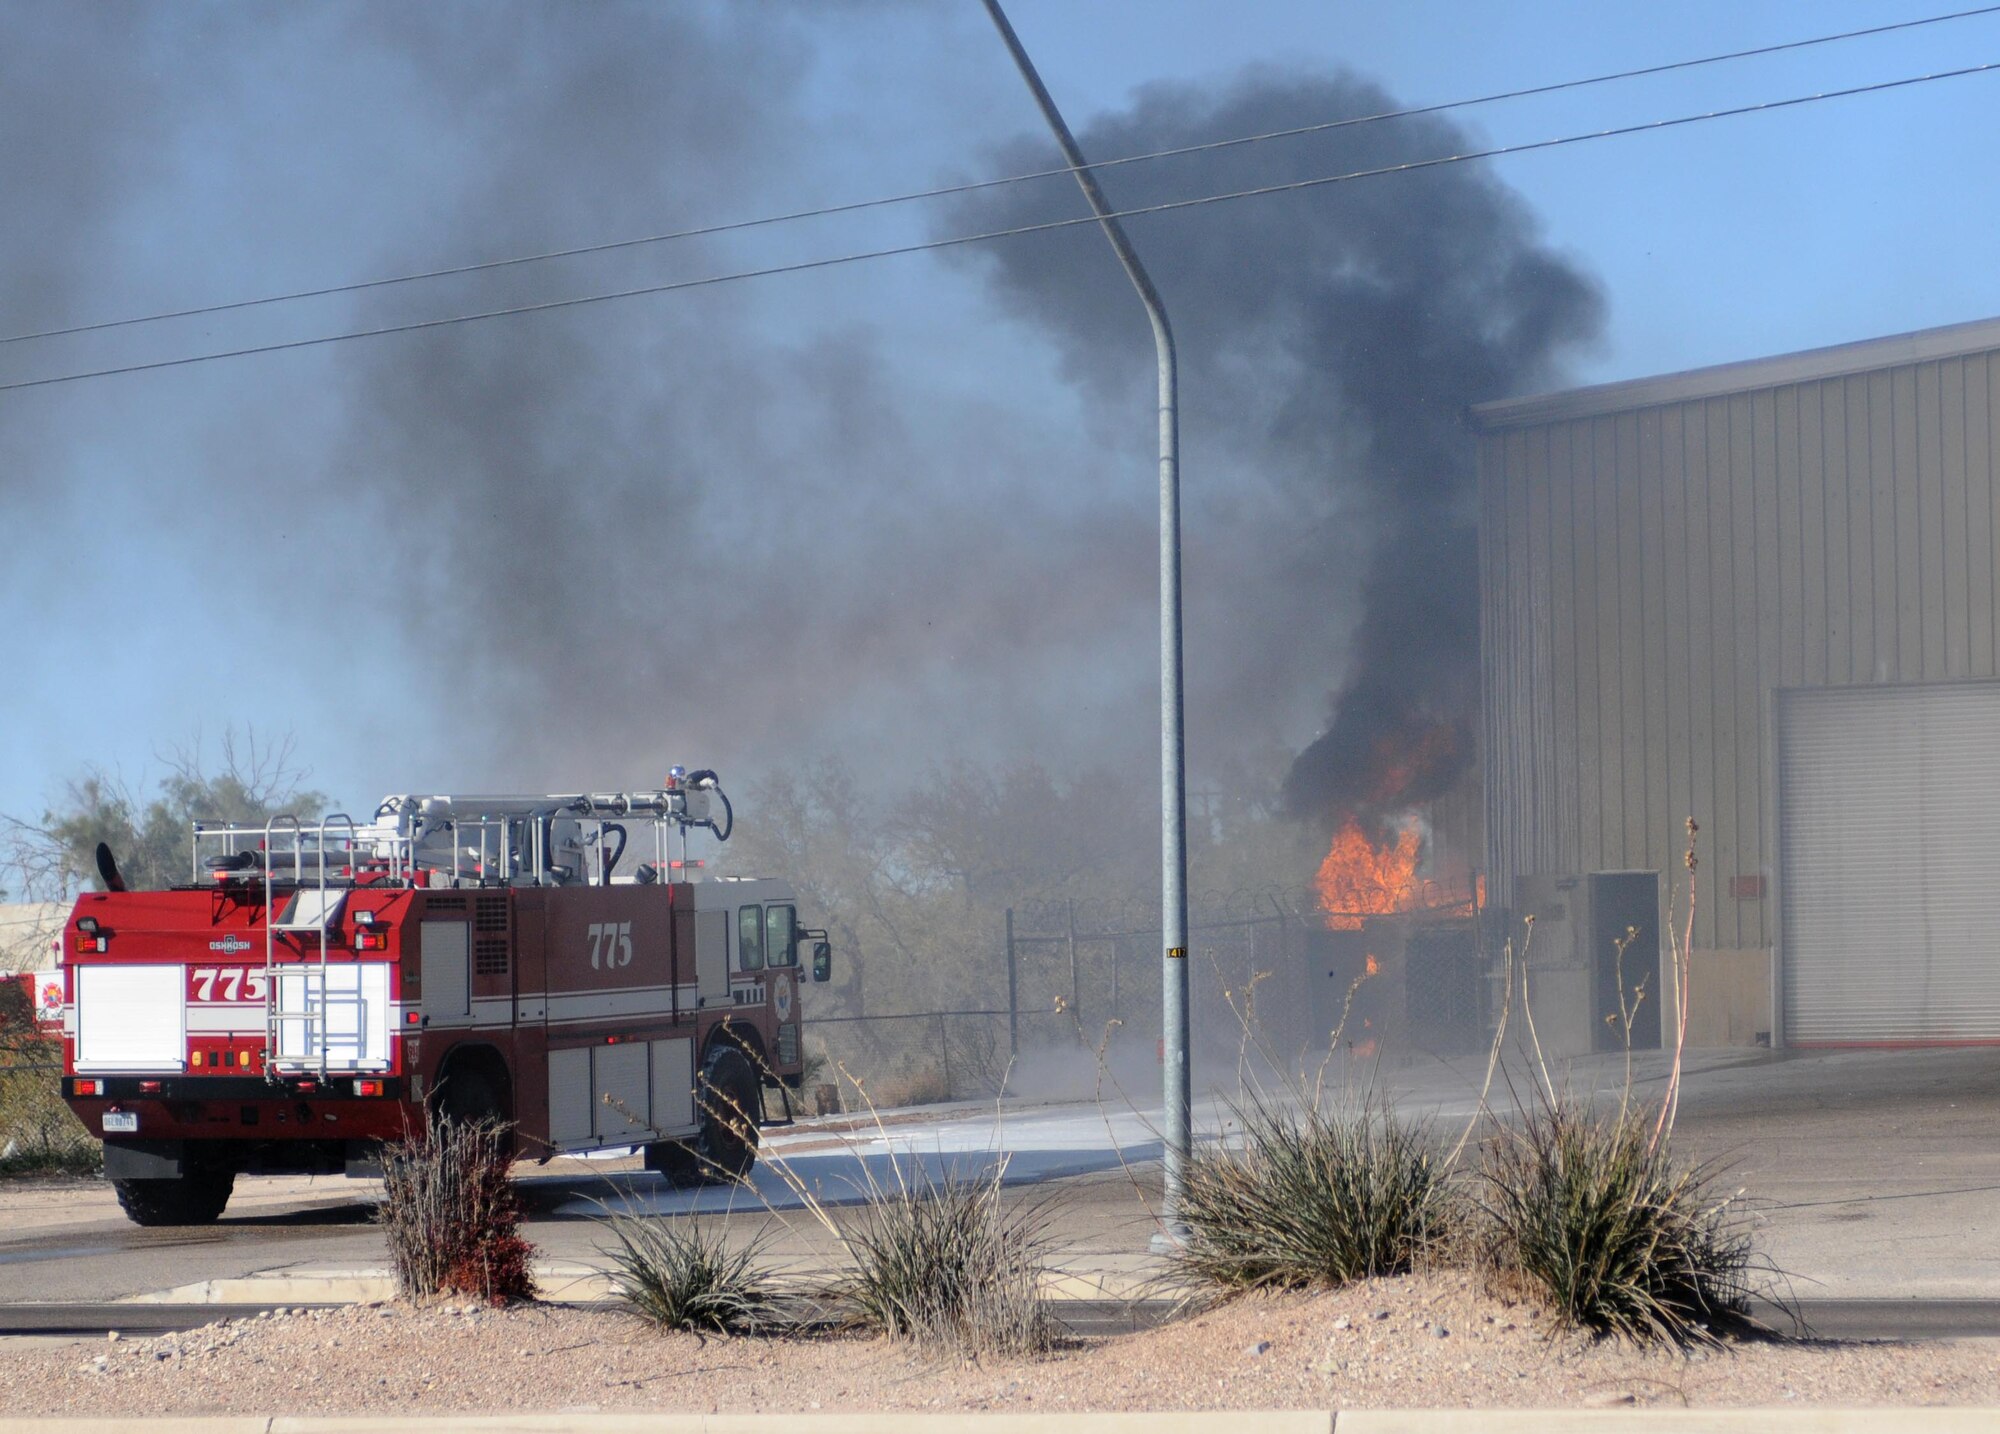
262;813;360;1084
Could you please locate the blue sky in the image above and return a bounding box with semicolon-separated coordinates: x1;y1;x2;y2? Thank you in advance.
2;1;1997;849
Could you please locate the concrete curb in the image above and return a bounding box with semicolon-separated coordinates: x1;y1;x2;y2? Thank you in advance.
0;1418;1331;1433
121;1264;1172;1307
1336;1415;2000;1432
4;1412;2000;1433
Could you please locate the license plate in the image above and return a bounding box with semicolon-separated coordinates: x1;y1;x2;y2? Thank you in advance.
102;1111;138;1133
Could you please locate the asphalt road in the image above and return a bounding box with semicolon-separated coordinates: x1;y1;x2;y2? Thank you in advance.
4;1296;2000;1342
0;1045;1995;1317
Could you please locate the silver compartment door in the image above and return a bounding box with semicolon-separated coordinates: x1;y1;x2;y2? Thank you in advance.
649;1036;695;1135
317;964;392;1071
547;1046;592;1148
593;1042;651;1141
420;920;470;1021
75;965;185;1072
696;910;729;1006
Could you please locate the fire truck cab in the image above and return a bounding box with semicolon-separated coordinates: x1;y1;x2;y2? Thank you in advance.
55;769;829;1226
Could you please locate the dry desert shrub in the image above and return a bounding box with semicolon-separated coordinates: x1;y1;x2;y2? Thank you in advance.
377;1116;536;1306
601;1212;770;1333
1175;1095;1456;1291
1480;1095;1756;1346
835;1159;1057;1357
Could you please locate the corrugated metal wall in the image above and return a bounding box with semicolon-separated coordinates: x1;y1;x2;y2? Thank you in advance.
1480;351;2000;952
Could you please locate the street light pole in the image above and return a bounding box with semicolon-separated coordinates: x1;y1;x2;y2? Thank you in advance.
980;0;1190;1241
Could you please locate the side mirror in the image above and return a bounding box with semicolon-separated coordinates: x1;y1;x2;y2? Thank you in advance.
811;940;832;984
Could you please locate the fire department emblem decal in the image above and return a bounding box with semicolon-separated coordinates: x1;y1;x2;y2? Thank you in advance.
774;972;793;1023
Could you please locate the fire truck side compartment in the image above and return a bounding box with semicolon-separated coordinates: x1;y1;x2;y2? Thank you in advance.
75;965;184;1071
695;909;728;1005
593;1042;651;1141
650;1037;695;1129
420;919;470;1020
547;1047;592;1145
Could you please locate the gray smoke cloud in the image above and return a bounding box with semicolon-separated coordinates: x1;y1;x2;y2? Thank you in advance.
946;67;1603;831
2;9;1601;831
316;3;1178;793
0;4;179;504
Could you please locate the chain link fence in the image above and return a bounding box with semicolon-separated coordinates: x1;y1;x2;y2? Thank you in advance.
798;1008;1081;1111
0;975;96;1173
802;884;1494;1112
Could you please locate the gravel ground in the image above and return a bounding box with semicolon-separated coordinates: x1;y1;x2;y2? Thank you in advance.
2;1273;1995;1415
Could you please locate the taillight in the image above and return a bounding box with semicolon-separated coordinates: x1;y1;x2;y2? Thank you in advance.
354;1079;384;1097
74;1079;103;1096
355;930;386;951
139;1080;162;1094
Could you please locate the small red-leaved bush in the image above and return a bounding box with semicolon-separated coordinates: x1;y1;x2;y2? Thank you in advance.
379;1116;537;1306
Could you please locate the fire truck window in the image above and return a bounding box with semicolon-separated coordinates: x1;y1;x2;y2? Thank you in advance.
767;905;796;967
737;905;764;971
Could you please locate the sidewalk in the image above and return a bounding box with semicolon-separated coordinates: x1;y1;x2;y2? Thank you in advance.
4;1408;2000;1431
120;1252;1172;1307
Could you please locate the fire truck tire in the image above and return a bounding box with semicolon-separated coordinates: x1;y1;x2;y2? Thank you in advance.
111;1169;235;1227
431;1052;515;1156
643;1139;702;1186
696;1046;760;1180
434;1063;505;1126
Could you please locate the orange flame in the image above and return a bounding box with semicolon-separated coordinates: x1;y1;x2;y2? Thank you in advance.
1315;818;1422;930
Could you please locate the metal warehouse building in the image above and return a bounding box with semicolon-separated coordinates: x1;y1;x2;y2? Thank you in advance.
1474;315;2000;1052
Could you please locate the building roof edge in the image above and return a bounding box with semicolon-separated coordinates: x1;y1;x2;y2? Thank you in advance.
1471;314;2000;431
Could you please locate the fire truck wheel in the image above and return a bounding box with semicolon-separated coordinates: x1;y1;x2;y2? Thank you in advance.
643;1139;702;1186
696;1046;760;1180
111;1168;235;1227
434;1064;503;1125
431;1054;515;1155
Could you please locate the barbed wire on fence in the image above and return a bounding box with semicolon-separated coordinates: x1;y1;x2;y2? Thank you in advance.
1014;875;1486;937
804;871;1495;1111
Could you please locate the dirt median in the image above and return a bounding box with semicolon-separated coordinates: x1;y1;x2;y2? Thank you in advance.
2;1270;1996;1416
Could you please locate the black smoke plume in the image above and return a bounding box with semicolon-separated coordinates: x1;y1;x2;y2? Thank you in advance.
2;13;1599;829
947;67;1602;830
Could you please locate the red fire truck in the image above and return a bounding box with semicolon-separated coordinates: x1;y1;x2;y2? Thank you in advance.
55;769;829;1226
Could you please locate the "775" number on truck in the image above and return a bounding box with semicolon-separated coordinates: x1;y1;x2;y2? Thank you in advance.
187;967;270;1002
586;921;633;970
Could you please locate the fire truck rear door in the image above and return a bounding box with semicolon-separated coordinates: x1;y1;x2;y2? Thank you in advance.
696;909;728;1007
674;899;729;1010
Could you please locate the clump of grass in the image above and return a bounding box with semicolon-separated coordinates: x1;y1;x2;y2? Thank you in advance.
836;1161;1056;1358
0;980;96;1178
0;1065;100;1177
1481;1096;1754;1346
378;1116;537;1306
601;1213;769;1333
1175;1096;1455;1291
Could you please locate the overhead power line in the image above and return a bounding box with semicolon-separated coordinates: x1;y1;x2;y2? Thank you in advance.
2;59;1995;397
3;4;1997;349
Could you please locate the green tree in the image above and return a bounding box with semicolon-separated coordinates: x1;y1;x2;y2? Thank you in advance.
1;730;327;898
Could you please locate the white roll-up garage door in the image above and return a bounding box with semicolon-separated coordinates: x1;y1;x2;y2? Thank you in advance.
1780;682;2000;1043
